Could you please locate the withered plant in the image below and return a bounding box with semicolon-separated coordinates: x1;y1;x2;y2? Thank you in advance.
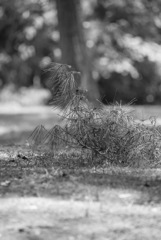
27;63;161;168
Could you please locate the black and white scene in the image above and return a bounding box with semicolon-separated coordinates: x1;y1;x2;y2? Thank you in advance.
0;0;161;239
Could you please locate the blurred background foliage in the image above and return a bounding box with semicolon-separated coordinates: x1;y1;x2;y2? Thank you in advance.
1;0;161;104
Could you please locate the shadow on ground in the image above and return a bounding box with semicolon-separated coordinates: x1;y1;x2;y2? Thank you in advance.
0;150;161;206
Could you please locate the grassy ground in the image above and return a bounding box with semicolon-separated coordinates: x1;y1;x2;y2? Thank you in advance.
1;154;161;240
1;105;161;239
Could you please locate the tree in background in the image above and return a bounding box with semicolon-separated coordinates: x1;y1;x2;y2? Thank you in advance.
87;0;161;104
55;0;100;103
1;0;161;104
0;0;57;88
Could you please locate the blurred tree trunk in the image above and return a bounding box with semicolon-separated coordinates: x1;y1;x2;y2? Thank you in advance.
55;0;100;104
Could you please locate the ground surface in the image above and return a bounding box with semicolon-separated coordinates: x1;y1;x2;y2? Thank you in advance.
1;104;161;240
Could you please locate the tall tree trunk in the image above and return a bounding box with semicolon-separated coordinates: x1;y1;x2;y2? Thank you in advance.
55;0;100;104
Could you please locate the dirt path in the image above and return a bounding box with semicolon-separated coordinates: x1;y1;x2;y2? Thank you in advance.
0;193;161;240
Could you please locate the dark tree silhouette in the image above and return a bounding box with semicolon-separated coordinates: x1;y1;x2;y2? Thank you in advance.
55;0;100;104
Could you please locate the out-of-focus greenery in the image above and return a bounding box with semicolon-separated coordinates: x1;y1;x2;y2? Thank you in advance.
0;0;58;89
1;0;161;104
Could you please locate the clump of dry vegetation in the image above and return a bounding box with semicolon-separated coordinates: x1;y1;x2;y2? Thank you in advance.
27;63;161;168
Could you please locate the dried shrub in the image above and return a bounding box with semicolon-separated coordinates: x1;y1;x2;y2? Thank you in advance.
27;63;161;168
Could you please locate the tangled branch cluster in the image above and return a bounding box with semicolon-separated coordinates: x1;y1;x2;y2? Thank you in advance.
27;63;161;167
